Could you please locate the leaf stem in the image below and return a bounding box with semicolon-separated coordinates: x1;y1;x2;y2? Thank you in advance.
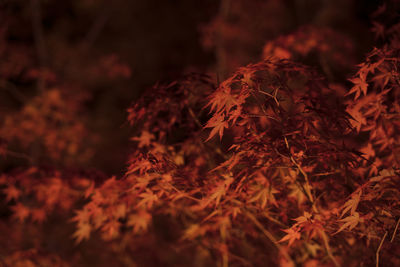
3;150;33;163
390;218;400;242
284;136;315;208
376;231;388;267
320;230;340;267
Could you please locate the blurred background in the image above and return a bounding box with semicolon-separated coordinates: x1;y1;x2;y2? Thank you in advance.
0;0;382;176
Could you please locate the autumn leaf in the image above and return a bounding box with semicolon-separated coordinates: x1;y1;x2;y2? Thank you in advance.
230;206;241;219
131;130;155;148
126;157;153;175
372;71;391;89
73;223;92;244
347;76;368;99
205;184;226;207
340;190;362;218
206;83;236;114
3;185;21;202
113;204;127;219
211;151;244;172
101;220;121;240
287;183;306;207
204;112;229;141
137;189;158;209
371;22;385;39
247;186;279;208
359;143;375;159
31;208;46;223
334;212;363;235
294;211;312;225
71;209;91;224
305;242;321;257
279;227;301;247
201;174;233;207
182;224;208;240
84;181;95;199
127;211;152;234
346;107;366;133
11;203;30;222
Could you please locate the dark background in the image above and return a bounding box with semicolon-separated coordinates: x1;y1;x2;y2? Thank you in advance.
0;0;382;175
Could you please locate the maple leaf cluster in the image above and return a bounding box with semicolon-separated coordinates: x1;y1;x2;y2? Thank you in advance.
1;167;92;224
1;89;93;164
72;48;400;266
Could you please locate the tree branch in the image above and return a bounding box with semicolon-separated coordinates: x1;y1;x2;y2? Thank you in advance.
376;231;388;267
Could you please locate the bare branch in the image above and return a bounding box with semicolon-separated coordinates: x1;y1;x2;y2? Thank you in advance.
376;231;388;267
391;218;400;242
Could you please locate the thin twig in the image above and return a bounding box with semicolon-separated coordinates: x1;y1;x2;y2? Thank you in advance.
312;170;341;177
273;145;312;208
273;147;290;159
4;150;33;163
283;136;315;207
391;218;400;242
244;210;294;266
258;86;280;106
376;231;388;267
250;87;282;123
188;107;203;128
282;130;301;136
228;252;252;266
263;212;288;228
320;230;340;267
246;114;280;122
273;87;280;106
258;90;274;98
250;88;283;124
169;184;201;202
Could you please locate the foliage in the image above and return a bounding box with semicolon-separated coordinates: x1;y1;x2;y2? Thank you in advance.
1;1;400;267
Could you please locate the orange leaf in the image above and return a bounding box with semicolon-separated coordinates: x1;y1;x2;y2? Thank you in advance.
334;212;363;235
347;77;368;99
72;223;92;244
31;208;47;223
12;203;30;222
127;211;152;234
279;227;301;247
3;185;21;202
340;190;362;218
205;113;228;141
